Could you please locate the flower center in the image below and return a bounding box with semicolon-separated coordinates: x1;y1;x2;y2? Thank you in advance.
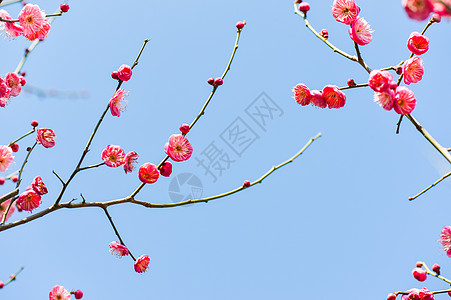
109;154;117;161
26;16;33;24
174;145;182;152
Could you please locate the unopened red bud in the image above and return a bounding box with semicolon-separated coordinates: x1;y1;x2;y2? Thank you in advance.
26;147;31;151
20;71;26;77
25;48;29;54
432;263;441;275
207;77;215;85
214;77;223;86
396;66;403;75
387;293;397;300
347;78;356;86
236;21;245;30
298;2;310;13
295;0;303;3
243;180;251;188
31;120;38;127
412;267;427;282
111;71;119;80
432;13;441;23
74;290;83;299
320;29;329;39
159;161;173;177
19;76;26;86
389;81;398;90
9;274;15;281
11;176;18;183
60;3;70;12
0;281;4;289
416;261;423;268
179;123;190;134
10;143;19;152
0;177;4;185
16;203;22;212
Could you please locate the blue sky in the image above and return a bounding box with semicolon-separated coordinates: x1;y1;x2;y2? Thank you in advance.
1;1;451;299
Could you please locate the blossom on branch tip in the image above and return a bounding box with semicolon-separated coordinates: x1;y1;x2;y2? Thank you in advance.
394;87;416;115
407;32;429;55
10;143;19;152
109;241;129;257
17;189;41;212
11;175;18;183
60;3;70;13
109;88;128;117
0;281;3;289
0;145;14;172
412;267;427;281
101;145;126;167
368;70;393;92
387;293;397;300
32;176;48;195
293;83;311;106
236;21;245;30
322;85;346;109
73;290;83;299
403;57;424;85
401;288;434;300
402;0;434;20
0;10;24;38
440;226;451;257
374;89;395;111
117;64;132;81
134;254;151;273
36;128;56;148
0;198;15;222
0;177;4;185
49;285;71;300
432;263;440;275
179;123;190;134
332;0;360;25
349;17;373;46
164;134;193;162
123;151;139;174
138;163;159;184
298;2;310;13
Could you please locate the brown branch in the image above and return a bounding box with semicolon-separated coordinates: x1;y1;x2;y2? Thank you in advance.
103;207;136;261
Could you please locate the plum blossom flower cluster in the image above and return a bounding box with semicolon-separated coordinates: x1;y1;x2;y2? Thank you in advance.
16;176;48;212
0;72;26;107
101;145;139;174
49;285;83;300
402;0;451;21
293;83;346;109
0;4;52;41
109;242;150;273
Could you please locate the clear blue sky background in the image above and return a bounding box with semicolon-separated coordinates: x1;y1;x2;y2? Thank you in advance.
1;1;451;299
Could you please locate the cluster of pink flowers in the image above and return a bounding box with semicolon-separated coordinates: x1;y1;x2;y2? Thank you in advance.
331;0;373;46
402;0;451;21
369;70;417;115
401;288;434;300
101;145;139;174
0;4;51;41
111;64;133;82
293;83;346;109
0;72;26;107
109;242;150;273
49;285;82;300
16;176;48;212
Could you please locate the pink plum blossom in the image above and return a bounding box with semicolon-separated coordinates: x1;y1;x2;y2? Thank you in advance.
117;64;132;81
293;83;311;106
109;241;129;257
0;145;14;172
32;176;48;195
401;288;434;300
368;70;393;92
159;161;173;177
440;226;451;257
138;163;159;184
109;88;128;117
394;86;416;115
36;128;56;148
0;9;23;38
310;90;327;108
164;134;193;162
0;198;15;222
322;85;346;109
17;189;42;212
349;17;373;46
134;254;151;273
18;4;46;38
332;0;360;25
24;19;50;41
123;151;139;173
407;32;430;55
5;72;21;97
402;0;434;20
403;57;424;85
374;89;395;111
49;285;71;300
101;145;125;167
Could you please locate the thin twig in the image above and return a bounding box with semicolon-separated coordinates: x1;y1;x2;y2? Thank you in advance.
0;0;22;7
0;12;62;23
0;188;19;205
353;41;372;73
422;261;451;285
409;171;451;201
52;170;65;185
339;83;368;91
8;128;35;147
103;207;136;261
78;162;105;172
3;266;24;287
130;25;245;198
